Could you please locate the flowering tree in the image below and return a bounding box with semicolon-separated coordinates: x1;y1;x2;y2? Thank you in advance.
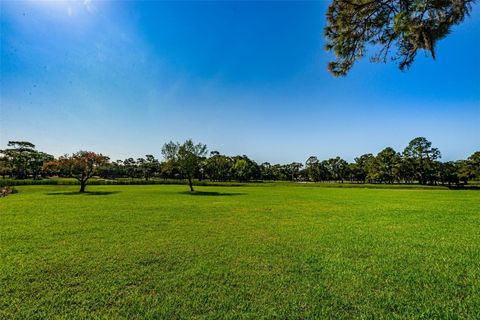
44;151;109;192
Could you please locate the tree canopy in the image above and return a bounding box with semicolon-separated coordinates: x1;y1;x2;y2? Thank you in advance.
162;139;207;192
325;0;475;76
0;141;53;179
44;151;109;192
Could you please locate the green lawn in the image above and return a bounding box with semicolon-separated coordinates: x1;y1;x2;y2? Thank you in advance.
1;184;479;319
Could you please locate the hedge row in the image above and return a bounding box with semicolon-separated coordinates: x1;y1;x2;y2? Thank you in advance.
0;178;252;187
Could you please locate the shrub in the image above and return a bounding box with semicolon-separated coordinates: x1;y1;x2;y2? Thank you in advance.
0;186;18;198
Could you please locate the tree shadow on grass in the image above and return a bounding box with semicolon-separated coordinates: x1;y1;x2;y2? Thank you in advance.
46;191;120;196
447;185;480;190
179;191;246;196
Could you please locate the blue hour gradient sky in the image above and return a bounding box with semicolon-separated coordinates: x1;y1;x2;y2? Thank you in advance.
1;0;479;163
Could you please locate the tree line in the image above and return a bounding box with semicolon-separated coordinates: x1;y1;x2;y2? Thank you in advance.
1;137;479;192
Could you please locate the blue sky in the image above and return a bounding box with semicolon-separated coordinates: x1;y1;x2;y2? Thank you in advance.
1;1;479;163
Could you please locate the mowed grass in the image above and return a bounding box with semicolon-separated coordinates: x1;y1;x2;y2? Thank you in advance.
1;184;479;319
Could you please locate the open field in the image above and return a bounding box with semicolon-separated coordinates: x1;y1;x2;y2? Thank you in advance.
1;184;479;319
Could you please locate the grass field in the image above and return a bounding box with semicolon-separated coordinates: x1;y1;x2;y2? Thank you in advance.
1;184;479;319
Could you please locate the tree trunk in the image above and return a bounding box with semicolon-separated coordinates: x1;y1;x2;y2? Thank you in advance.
79;180;86;193
188;176;194;192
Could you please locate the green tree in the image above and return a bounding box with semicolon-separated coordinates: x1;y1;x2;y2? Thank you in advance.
137;155;160;181
232;158;249;181
0;155;13;179
305;156;321;182
397;156;415;183
351;153;374;183
1;141;35;179
403;137;441;184
438;161;460;186
1;141;53;179
286;162;303;181
272;164;288;181
98;160;124;179
162;140;207;192
467;151;480;180
368;147;401;183
325;0;475;76
160;141;179;180
231;156;260;181
29;151;54;179
324;157;349;182
121;158;137;178
205;151;233;181
259;162;274;180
